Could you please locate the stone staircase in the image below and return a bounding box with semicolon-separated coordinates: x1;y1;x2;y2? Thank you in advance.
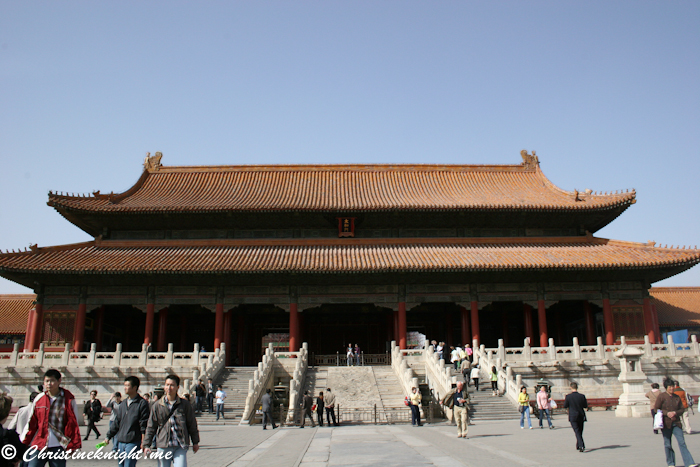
373;366;408;411
195;366;256;425
468;385;519;421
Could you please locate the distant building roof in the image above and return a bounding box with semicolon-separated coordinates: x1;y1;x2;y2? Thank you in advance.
651;287;700;327
0;294;34;335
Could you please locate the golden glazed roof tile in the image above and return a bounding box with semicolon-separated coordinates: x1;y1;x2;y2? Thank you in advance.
650;287;700;327
0;237;697;275
47;160;636;213
0;294;34;335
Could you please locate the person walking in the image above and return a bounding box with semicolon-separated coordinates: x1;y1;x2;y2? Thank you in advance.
354;344;361;366
300;391;316;428
436;342;444;361
261;388;277;430
1;393;29;467
104;376;150;467
316;392;325;427
563;382;588;452
8;391;39;445
465;344;473;363
346;344;354;366
409;387;422;427
674;381;693;434
450;346;460;371
518;386;533;429
22;369;82;467
470;365;480;392
489;366;498;396
646;382;661;434
441;382;469;438
325;388;338;427
537;386;554;429
215;385;226;421
654;379;698;467
143;374;200;467
206;378;215;414
106;392;122;435
195;380;206;414
84;390;103;440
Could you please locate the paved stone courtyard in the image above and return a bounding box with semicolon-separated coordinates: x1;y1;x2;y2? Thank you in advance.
69;411;700;466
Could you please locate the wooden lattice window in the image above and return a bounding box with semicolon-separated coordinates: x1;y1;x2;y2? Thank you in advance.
612;305;645;342
42;312;76;347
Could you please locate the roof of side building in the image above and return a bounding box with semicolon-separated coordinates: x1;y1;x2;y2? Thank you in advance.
0;294;34;335
651;287;700;327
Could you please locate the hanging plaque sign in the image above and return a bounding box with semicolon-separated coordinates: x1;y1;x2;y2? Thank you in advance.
337;217;356;238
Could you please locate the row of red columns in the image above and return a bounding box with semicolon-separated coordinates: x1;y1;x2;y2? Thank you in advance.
23;296;663;354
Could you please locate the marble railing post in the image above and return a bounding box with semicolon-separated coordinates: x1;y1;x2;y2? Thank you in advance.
193;343;200;367
497;339;506;362
573;337;581;360
644;336;653;356
669;336;677;356
166;344;174;366
140;343;148;366
692;335;699;355
36;343;45;367
548;338;556;361
115;343;122;366
597;337;605;360
10;344;19;366
87;343;97;366
524;338;531;361
62;343;71;366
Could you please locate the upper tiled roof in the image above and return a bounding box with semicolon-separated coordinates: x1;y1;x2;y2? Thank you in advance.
0;294;34;335
0;237;696;276
650;287;700;327
47;157;636;214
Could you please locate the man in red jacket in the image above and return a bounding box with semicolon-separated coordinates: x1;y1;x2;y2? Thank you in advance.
22;369;82;467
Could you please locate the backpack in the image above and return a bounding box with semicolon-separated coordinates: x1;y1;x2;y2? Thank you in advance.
688;393;694;408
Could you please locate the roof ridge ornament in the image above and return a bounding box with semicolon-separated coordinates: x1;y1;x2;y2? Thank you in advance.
520;150;539;169
144;152;163;171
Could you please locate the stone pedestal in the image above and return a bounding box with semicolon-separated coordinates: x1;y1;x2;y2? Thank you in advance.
615;346;650;417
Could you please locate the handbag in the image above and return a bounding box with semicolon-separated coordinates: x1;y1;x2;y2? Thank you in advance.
519;405;525;413
529;405;534;415
654;410;664;430
404;397;410;406
549;400;557;409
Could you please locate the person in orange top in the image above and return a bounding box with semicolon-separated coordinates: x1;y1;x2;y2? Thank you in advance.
674;381;692;434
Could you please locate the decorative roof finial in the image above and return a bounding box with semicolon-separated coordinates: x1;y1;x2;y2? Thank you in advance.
144;152;163;171
520;149;539;169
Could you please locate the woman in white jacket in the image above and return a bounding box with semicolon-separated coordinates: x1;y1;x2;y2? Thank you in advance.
470;365;481;392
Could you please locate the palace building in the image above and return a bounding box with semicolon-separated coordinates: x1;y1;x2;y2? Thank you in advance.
1;151;698;365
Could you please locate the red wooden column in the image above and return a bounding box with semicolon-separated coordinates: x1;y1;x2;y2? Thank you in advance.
24;308;36;352
214;303;224;349
652;304;661;344
603;298;614;345
523;304;534;344
223;310;232;366
583;301;596;345
31;303;44;351
289;303;300;352
73;303;87;352
537;299;548;348
398;302;407;349
470;301;480;346
94;306;105;351
157;307;169;352
642;297;656;344
393;309;399;342
144;303;155;347
460;306;471;349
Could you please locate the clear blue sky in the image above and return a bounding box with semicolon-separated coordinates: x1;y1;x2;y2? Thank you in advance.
1;1;698;294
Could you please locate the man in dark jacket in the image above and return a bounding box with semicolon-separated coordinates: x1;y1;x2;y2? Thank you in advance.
299;391;315;428
441;381;470;438
84;390;103;440
654;379;698;467
195;380;205;414
261;388;276;430
143;374;200;465
104;376;150;467
563;382;587;452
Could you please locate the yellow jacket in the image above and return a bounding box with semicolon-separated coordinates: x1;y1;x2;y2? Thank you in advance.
410;391;422;406
518;392;530;406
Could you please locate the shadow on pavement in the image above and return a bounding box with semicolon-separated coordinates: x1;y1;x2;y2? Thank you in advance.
585;444;630;452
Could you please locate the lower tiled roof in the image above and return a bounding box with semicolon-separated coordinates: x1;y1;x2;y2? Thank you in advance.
651;287;700;327
0;294;34;335
0;237;698;275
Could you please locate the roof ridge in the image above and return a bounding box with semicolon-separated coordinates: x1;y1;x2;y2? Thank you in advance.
0;294;36;299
